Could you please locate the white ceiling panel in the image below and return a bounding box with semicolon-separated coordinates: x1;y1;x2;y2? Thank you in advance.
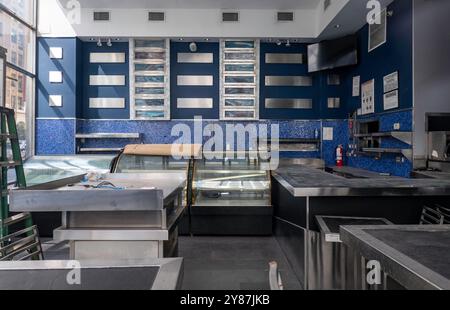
77;0;321;10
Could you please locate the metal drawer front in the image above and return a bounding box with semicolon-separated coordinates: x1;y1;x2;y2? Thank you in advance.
177;98;213;109
177;75;214;86
177;53;214;63
327;98;341;109
90;75;126;86
265;76;312;87
265;53;303;64
90;53;126;63
89;98;126;109
265;99;313;109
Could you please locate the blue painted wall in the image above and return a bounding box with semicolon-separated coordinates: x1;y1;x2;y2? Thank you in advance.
341;0;413;114
82;42;130;119
37;37;82;118
259;43;349;120
338;0;414;177
170;42;220;119
260;43;320;120
35;0;414;178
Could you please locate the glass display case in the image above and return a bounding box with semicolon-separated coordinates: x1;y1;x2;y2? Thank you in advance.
110;144;201;236
110;146;273;236
191;152;273;236
110;144;199;173
192;153;271;208
113;154;190;173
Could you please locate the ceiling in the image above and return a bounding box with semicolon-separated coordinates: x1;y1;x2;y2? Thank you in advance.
76;0;322;10
319;0;394;39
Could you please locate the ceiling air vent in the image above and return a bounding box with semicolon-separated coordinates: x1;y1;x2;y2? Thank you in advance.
93;11;110;21
324;0;331;12
277;12;294;22
149;11;165;22
222;12;239;22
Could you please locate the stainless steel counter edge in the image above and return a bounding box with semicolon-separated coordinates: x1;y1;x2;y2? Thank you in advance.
152;258;184;290
340;225;450;290
0;258;184;290
53;228;170;241
272;170;450;197
9;189;166;212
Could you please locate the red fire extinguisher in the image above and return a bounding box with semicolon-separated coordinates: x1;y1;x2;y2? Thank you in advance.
336;144;344;167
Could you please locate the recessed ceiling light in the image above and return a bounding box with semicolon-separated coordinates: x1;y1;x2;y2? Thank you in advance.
334;24;341;29
205;38;209;41
179;38;184;41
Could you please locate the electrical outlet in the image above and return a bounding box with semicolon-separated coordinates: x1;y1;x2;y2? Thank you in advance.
394;123;401;130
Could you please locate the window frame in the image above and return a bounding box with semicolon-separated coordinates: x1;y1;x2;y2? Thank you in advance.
130;38;171;121
220;39;260;121
0;0;37;159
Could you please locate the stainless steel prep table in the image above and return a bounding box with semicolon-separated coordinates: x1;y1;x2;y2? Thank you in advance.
326;166;406;180
271;165;450;290
273;166;450;197
9;173;187;261
340;225;450;290
0;258;183;290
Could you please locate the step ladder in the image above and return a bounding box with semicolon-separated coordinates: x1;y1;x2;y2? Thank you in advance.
0;107;42;260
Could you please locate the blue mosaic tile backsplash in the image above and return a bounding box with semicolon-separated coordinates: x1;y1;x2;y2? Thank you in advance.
347;109;413;178
36;109;413;177
36;119;76;155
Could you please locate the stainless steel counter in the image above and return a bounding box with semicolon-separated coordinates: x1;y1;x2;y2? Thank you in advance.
10;173;186;212
0;258;183;290
340;225;450;290
412;170;450;180
273;166;450;197
327;166;405;180
10;173;187;261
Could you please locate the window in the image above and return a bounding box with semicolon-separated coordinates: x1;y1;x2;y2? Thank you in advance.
220;40;259;120
5;67;32;157
131;39;170;120
0;10;35;73
0;1;36;159
0;0;35;26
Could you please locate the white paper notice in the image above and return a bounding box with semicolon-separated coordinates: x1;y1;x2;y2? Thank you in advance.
361;79;375;115
384;90;399;110
352;76;360;97
323;127;334;141
383;71;399;93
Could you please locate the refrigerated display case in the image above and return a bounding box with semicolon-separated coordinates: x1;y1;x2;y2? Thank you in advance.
191;152;273;235
110;144;202;235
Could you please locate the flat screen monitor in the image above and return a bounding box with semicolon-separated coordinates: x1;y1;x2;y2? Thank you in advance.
308;35;358;73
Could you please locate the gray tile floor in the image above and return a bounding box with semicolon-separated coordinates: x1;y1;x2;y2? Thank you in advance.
179;236;301;290
42;236;302;290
